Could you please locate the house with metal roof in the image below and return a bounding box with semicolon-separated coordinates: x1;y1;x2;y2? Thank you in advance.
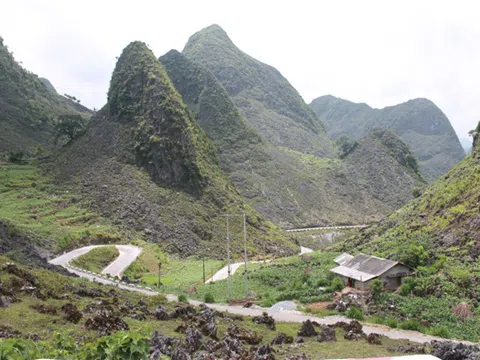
330;253;414;290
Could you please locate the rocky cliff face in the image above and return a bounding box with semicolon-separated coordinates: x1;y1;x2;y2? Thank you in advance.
53;41;294;257
310;95;465;181
0;36;91;155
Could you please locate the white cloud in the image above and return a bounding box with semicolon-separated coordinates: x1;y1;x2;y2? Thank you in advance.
1;0;478;137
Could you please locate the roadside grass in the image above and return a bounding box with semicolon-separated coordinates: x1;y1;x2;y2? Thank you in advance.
159;251;339;304
123;241;225;291
0;163;115;251
70;246;119;273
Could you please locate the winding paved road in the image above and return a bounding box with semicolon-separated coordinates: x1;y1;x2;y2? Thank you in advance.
49;245;469;345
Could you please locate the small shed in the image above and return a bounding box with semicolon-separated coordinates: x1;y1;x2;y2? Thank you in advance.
330;253;413;290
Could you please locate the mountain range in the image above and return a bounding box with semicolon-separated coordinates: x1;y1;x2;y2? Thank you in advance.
0;25;467;257
310;95;466;182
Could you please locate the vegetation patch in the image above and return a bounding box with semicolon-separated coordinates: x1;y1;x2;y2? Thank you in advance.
71;246;119;273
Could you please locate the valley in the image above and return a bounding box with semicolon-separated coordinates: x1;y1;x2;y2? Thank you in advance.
0;14;479;360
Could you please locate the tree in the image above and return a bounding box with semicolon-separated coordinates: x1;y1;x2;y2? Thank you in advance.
54;114;86;144
335;135;358;159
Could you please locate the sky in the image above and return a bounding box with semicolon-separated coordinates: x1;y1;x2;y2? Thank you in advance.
1;0;478;140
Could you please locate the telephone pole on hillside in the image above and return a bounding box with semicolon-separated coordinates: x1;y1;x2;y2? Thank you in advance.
219;213;248;299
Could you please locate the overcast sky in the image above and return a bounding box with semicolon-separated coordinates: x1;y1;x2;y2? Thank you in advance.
1;0;478;140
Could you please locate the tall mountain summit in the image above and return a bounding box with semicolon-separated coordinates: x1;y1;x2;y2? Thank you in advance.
310;95;465;181
183;24;334;157
54;41;294;256
0;36;91;155
154;25;426;227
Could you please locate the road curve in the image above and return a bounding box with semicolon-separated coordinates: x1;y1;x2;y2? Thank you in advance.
49;245;468;345
50;244;143;278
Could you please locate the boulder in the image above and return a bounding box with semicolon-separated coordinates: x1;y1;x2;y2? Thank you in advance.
367;333;382;345
61;303;82;323
227;325;262;345
297;320;317;337
317;327;336;342
252;312;276;330
271;332;293;345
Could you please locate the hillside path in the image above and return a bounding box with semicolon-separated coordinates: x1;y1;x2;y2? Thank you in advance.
48;245;470;345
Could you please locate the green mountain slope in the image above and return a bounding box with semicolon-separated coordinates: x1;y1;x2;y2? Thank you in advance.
0;36;91;155
182;24;334;157
160;46;424;227
310;95;465;181
53;41;294;257
337;121;480;264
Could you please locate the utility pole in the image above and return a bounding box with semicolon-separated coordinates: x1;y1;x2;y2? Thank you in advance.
220;213;249;300
158;261;162;287
243;213;248;298
226;215;231;299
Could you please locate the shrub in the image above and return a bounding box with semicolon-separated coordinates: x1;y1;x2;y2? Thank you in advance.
346;306;364;320
178;294;188;303
430;326;450;338
399;277;417;296
385;318;398;328
400;244;429;268
369;278;383;303
330;277;344;292
8;151;24;164
412;187;423;198
261;298;274;307
399;319;422;331
146;294;167;308
204;293;215;304
368;316;385;325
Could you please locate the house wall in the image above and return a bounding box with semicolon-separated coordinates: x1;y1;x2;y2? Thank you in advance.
379;264;411;289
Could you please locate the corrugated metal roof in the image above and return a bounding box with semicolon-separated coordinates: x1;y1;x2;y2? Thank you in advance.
334;253;354;265
330;253;399;282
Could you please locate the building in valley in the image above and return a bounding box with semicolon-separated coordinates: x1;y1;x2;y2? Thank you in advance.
331;253;413;290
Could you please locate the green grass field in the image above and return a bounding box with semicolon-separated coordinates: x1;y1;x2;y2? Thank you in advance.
146;251;339;304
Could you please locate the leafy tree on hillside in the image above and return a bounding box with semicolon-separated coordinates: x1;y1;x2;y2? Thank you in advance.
335;135;358;159
54;114;86;145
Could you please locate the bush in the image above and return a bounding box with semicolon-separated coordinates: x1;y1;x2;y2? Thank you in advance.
400;244;429;268
369;278;383;303
385;318;398;328
204;293;215;304
399;319;422;331
178;294;188;303
8;151;24;164
399;277;417;296
430;326;450;338
346;306;364;320
261;298;274;307
412;187;423;198
368;316;385;325
146;294;167;309
330;277;344;292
